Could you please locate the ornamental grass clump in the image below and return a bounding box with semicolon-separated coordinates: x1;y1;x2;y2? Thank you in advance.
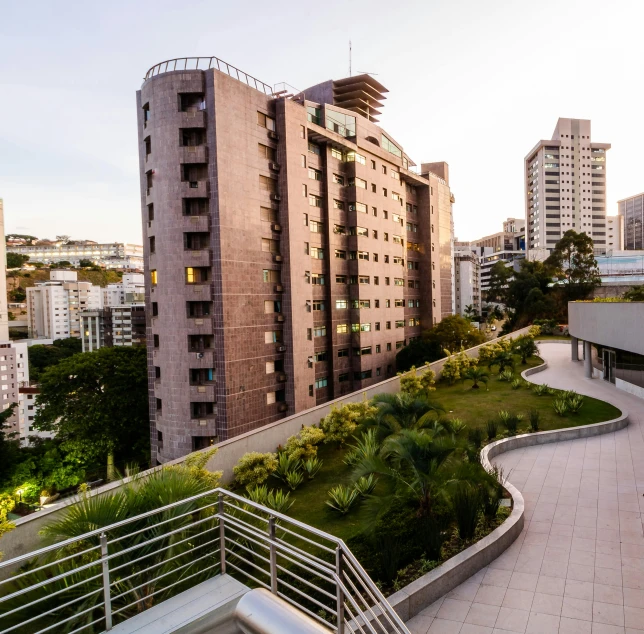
245;485;295;513
511;379;522;390
274;452;301;484
343;428;379;467
486;419;498;441
326;484;359;515
528;410;540;432
449;482;481;540
467;427;484;449
566;394;584;414
285;470;304;491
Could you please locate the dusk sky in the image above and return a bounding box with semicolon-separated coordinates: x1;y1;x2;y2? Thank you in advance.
1;0;642;245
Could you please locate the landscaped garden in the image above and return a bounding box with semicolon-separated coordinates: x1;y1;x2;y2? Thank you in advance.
229;329;622;593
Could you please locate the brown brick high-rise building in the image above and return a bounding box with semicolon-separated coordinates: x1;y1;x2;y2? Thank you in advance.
137;57;454;463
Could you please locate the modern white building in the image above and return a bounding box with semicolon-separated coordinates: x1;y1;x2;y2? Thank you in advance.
27;270;102;340
453;245;481;317
7;241;144;270
81;304;146;352
606;215;624;251
102;273;145;307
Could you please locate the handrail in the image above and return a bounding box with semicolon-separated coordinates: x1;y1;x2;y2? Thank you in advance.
0;488;409;634
143;56;274;95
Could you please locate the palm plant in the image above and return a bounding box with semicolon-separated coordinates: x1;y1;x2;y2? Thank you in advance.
367;392;444;441
467;427;483;449
489;351;515;374
462;366;489;390
353;429;455;518
326;485;359;514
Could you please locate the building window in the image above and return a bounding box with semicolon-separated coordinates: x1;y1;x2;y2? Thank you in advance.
261;238;280;254
339;373;349;382
258;143;277;161
345;151;366;165
308;142;321;155
313;300;325;311
338;348;349;357
264;331;283;344
152;302;159;317
147;203;154;222
153;334;160;348
259;175;278;193
333;174;344;185
149;236;155;253
314;326;326;337
314;351;328;362
264;300;282;314
309;194;322;207
354;370;372;380
331;148;344;160
336;275;347;284
150;270;158;285
336;324;348;334
311;273;325;285
263;269;281;283
309;168;322;181
335;249;346;259
310;220;323;233
257;111;276;131
336;299;348;309
315;377;328;389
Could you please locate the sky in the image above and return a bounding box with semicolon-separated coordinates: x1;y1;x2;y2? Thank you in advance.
1;0;643;244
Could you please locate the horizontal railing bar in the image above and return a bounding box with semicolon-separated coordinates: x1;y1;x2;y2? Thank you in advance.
276;563;337;601
275;546;337;580
107;499;219;546
218;512;271;542
224;560;271;591
109;560;220;618
111;549;220;602
0;572;102;621
221;522;271;554
224;546;271;578
275;534;336;569
109;525;219;575
222;500;270;523
276;525;337;553
276;590;338;631
6;597;105;634
65;614;106;634
224;540;271;568
0;542;102;588
277;576;335;614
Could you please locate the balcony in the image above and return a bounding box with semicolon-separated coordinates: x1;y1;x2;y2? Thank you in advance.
0;489;408;634
180;145;208;164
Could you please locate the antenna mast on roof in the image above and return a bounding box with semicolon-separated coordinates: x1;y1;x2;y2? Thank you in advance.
349;40;352;77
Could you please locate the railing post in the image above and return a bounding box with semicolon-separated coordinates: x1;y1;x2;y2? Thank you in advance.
336;545;345;634
269;515;278;594
100;533;112;631
218;492;226;574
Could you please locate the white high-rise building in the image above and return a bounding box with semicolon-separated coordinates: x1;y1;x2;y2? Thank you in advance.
0;200;9;341
453;245;481;317
27;270;102;339
102;273;145;307
525;118;610;260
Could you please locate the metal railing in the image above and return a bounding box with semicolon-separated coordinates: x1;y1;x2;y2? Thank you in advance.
144;57;274;95
0;488;408;634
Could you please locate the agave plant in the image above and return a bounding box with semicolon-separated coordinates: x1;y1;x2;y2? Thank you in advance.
326;484;359;515
354;474;377;498
246;485;294;513
566;394;584;414
511;379;522;390
553;398;569;417
344;429;380;467
499;411;520;435
444;418;467;436
275;452;301;483
498;369;514;382
528;409;540;432
533;383;550;396
497;410;511;425
302;457;323;480
285;470;304;491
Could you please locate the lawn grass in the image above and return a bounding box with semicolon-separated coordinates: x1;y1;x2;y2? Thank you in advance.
280;353;621;544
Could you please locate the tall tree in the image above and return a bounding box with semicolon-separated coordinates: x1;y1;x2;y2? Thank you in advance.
423;314;486;353
28;338;83;382
545;230;601;301
486;261;513;304
33;347;150;477
0;404;19;483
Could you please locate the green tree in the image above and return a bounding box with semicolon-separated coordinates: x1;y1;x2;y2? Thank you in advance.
28;338;83;381
463;304;479;321
395;339;445;372
623;285;644;301
545;230;601;302
0;404;19;484
33;347;150;477
487;262;513;304
78;259;94;267
367;393;444;441
488;350;514;373
6;253;29;269
423;315;486;353
513;335;539;364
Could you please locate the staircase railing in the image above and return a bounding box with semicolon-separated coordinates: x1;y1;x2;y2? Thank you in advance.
0;488;409;634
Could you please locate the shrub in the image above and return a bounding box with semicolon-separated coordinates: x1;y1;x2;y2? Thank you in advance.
233;451;278;488
274;452;301;483
302;457;323;480
326;485;359;515
320;401;377;446
514;334;539;364
553;399;569;416
419;367;437;393
528;410;540;432
285;470;304;491
511;379;521;390
498;369;514;382
284;425;325;461
528;325;541;338
566;394;584;414
468;427;483;449
533;383;550;396
354;474;376;498
478;343;502;365
441;351;478;385
486;420;498;441
245;485;295;513
399;366;423;397
450;482;481;540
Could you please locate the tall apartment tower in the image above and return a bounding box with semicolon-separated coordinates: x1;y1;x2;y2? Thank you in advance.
618;193;644;250
137;57;454;462
525;118;610;260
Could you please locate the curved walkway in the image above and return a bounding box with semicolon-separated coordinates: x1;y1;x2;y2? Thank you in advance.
406;343;644;634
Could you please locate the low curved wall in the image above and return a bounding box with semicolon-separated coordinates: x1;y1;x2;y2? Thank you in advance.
386;360;629;623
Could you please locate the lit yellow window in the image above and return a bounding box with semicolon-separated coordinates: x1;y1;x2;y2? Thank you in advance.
150;270;158;285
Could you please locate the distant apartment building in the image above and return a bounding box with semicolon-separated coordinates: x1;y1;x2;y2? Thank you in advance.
27;270;102;339
606;215;624;251
8;241;144;270
102;273;146;306
81;305;146;352
525;118;610;260
618;193;644;250
453;245;481;316
0;343;20;436
0;201;10;341
137;56;455;461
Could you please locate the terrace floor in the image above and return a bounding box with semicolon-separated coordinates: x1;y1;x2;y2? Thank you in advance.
406;342;644;634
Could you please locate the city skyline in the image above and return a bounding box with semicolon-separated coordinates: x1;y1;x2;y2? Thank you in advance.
2;0;643;245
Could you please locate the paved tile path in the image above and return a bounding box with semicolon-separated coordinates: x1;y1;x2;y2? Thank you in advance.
405;342;644;634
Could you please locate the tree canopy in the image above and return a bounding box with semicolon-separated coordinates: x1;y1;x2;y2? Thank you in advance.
33;346;150;473
623;285;644;301
28;338;83;382
423;315;486;353
395;339;445;373
6;253;29;269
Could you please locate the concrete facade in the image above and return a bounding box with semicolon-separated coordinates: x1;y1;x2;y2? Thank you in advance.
618;192;644;250
453;247;481;316
526;118;610;258
137;61;455;462
81;305;146;352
